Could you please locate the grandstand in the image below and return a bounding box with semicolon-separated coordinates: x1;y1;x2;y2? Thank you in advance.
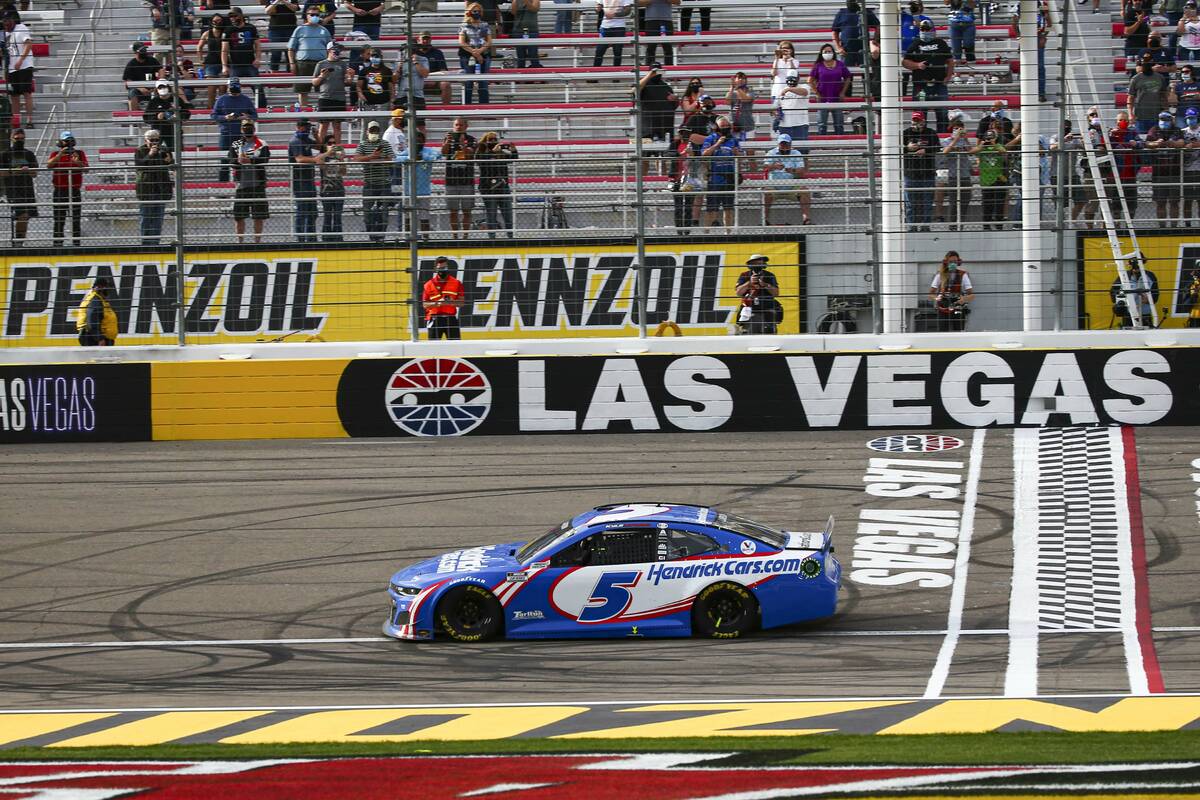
0;0;1193;340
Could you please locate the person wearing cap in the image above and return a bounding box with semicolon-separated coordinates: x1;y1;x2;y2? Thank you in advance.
1110;255;1159;328
211;77;258;181
775;70;810;147
682;92;718;139
288;118;325;242
395;33;432;110
353;119;395;242
356;47;394;127
313;40;352;143
1146;111;1185;224
142;79;193;151
288;5;333;106
422;257;464;340
903;111;940;230
411;31;451;105
1128;50;1170;135
76;277;118;347
735;255;781;335
134;128;175;246
222;7;267;108
4;11;34;126
938;111;972;229
762;133;811;225
47;131;88;248
123;43;163;112
810;43;851;135
0;126;38;245
383;107;408;181
969;126;1008;229
229;120;271;243
903;18;954;133
1107;111;1143;220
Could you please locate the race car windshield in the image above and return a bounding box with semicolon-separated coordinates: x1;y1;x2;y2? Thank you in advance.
515;520;574;563
715;512;788;550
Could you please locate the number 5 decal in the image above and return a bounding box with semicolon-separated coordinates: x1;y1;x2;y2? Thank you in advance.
578;571;640;623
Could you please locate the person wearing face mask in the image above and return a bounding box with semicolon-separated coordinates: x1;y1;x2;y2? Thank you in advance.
1181;108;1200;222
356;48;394;127
134;129;174;246
638;64;678;157
222;7;267;108
701;116;741;229
288;6;333;107
903;111;940;229
75;277;118;347
1127;54;1169;135
142;79;193;151
1171;65;1200;127
902;19;954;133
1110;256;1159;328
1123;0;1154;60
593;0;632;68
211;77;258;181
475;131;518;238
313;41;352;143
970;126;1009;229
124;44;163;112
725;71;756;141
974;99;1012;142
344;0;383;68
681;92;717;139
288;118;325;242
946;0;976;63
394;42;430;111
1049;120;1093;227
229;120;271;243
1138;34;1176;76
422;256;464;340
679;77;704;119
460;3;494;103
831;0;878;68
928;251;973;332
261;0;299;74
938;113;972;229
899;1;930;98
442;116;478;236
762;134;811;225
396;130;441;235
1146;111;1185;223
197;14;226;106
1178;2;1200;61
809;44;851;135
319;133;347;241
775;72;810;148
47;131;89;248
353;119;395;242
0;127;37;245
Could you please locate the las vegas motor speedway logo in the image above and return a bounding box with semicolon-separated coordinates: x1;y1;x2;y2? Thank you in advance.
385;358;492;437
867;434;965;453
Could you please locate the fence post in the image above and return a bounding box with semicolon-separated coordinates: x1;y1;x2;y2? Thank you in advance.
168;0;187;346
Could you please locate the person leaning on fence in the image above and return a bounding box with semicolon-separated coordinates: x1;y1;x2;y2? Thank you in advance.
734;255;781;335
1146;111;1184;224
229;120;271;243
937;111;972;229
423;256;465;340
354;119;395;242
902;111;939;230
76;276;119;347
318;132;346;241
47;131;87;248
928;251;973;332
970;127;1008;229
0;127;37;245
135;129;174;247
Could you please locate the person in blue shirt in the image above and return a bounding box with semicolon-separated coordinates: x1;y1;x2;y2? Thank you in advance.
288;7;333;107
287;118;322;242
210;77;258;181
762;133;811;225
396;132;443;234
831;0;879;68
702;116;742;228
947;0;976;63
900;1;931;98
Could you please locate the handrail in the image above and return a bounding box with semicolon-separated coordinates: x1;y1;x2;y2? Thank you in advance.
59;31;91;98
88;0;111;33
34;104;64;153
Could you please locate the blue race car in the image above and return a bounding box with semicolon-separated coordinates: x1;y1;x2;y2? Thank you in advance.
383;503;840;641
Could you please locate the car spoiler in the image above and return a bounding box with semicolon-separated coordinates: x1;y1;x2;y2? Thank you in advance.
783;515;835;553
822;514;835;554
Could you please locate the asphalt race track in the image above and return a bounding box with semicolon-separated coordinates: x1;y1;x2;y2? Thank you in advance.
0;428;1198;736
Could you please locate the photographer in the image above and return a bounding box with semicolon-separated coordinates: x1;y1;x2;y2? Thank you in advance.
393;42;430;111
441;117;477;236
928;250;974;332
228;120;271;243
1110;255;1159;328
47;131;89;248
735;254;782;335
134;129;174;246
475;131;517;238
701;116;741;230
1186;269;1200;328
142;79;193;151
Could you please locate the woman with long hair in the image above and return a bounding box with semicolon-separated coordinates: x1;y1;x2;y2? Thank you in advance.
459;2;493;104
197;12;226;107
771;40;800;101
928;250;974;330
808;43;851;134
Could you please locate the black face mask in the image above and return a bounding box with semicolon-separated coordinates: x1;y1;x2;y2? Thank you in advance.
229;86;241;95
10;139;22;150
241;128;254;136
1142;63;1155;74
846;1;860;11
436;269;450;279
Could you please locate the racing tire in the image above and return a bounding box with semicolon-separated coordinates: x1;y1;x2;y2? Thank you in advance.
436;584;504;642
691;582;758;639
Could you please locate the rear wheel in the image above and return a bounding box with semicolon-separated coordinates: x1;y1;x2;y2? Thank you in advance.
436;584;503;642
691;581;758;639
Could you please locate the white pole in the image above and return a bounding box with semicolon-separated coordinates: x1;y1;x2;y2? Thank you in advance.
880;0;904;333
1020;0;1043;330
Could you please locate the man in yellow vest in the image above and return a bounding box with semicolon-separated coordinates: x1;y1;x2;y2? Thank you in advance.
76;276;118;346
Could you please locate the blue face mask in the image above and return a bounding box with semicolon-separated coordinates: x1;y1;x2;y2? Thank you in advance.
1161;118;1173;128
919;30;933;41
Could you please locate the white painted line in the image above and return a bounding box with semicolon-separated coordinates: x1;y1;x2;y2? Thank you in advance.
0;637;388;651
1109;426;1150;696
924;429;986;699
1006;428;1040;698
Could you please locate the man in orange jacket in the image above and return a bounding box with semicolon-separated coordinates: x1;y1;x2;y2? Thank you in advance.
422;255;465;339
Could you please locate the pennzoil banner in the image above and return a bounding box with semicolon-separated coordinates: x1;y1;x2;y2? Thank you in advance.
0;242;802;347
1080;233;1200;329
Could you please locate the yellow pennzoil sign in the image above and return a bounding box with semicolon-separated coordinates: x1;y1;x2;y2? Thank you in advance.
0;242;802;347
1081;234;1200;329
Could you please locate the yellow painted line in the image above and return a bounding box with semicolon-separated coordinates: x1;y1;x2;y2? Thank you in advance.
47;711;273;748
0;713;117;746
221;706;589;744
553;701;911;739
879;697;1200;734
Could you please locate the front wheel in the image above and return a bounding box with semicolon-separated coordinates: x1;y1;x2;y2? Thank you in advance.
691;582;758;639
436;584;503;642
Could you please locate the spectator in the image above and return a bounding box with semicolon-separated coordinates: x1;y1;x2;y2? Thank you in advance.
223;6;266;108
262;0;299;73
307;0;336;36
422;256;464;340
678;0;707;34
639;0;676;66
1128;53;1169;134
902;111;938;229
442;116;477;236
938;113;972;228
229;120;270;243
903;19;954;133
1165;0;1186;59
1123;0;1153;60
1139;32;1175;76
771;41;800;105
354;119;394;242
639;63;677;165
383;107;407;170
76;276;118;347
287;118;321;242
396;130;442;234
134;129;173;246
775;72;810;146
124;43;163;112
0;127;37;245
928;251;974;331
357;46;393;126
475;131;517;237
344;0;383;67
319;132;346;240
1050;120;1087;227
149;0;172;46
762;133;811;225
460;3;494;103
970;128;1008;229
1172;64;1200;126
900;1;931;97
809;44;851;135
197;13;226;107
946;0;976;63
734;254;781;334
701;116;740;229
593;0;632;67
312;41;351;143
679;77;704;118
47;131;88;247
1037;3;1051;101
394;39;430;109
1178;2;1200;63
475;0;504;31
670;125;703;227
413;31;452;106
288;6;332;107
212;77;257;180
555;0;574;35
831;0;877;68
176;58;199;104
725;71;756;141
975;99;1013;142
143;79;193;151
1184;108;1200;222
3;11;33;126
1147;111;1184;223
1110;256;1159;327
512;0;544;68
1108;111;1143;220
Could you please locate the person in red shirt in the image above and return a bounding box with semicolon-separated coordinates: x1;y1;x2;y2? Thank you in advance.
422;256;465;340
47;130;90;247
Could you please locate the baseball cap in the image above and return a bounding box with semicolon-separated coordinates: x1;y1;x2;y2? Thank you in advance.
367;120;381;130
777;133;792;142
60;130;74;140
948;108;965;122
296;117;312;126
391;107;405;118
327;40;342;51
155;79;169;89
650;61;663;70
1188;107;1200;118
911;111;925;120
227;77;240;87
699;93;713;102
1159;111;1174;120
144;128;161;138
919;19;934;29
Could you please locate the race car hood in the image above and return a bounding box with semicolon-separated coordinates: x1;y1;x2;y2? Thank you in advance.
390;542;523;587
